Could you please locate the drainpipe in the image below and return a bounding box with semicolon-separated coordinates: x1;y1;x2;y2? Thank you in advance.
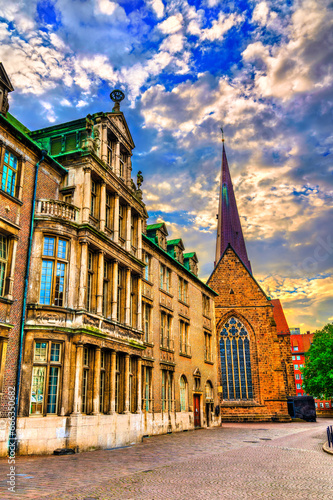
9;149;47;454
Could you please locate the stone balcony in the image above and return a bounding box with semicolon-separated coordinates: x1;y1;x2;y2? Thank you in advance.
35;199;80;223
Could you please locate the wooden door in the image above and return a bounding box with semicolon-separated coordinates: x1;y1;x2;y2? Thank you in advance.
193;394;201;428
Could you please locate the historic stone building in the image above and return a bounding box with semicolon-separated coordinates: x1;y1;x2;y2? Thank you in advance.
0;64;67;457
0;82;219;456
208;141;295;422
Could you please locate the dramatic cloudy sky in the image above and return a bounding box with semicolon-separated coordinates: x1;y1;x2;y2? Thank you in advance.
1;0;332;332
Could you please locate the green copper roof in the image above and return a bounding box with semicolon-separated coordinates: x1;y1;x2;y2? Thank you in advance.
6;113;30;135
1;113;67;174
143;234;217;296
146;223;165;230
167;239;182;246
184;252;196;259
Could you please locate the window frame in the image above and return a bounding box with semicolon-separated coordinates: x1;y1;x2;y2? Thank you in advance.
0;234;8;297
1;148;19;198
30;340;63;416
39;236;69;307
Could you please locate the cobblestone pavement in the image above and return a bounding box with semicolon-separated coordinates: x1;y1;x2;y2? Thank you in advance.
0;419;332;499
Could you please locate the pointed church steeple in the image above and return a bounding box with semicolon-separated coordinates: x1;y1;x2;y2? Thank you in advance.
215;136;252;273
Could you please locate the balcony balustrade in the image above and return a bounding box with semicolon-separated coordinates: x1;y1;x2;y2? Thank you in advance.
36;199;80;222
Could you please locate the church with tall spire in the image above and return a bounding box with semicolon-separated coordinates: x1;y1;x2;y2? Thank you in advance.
208;138;295;422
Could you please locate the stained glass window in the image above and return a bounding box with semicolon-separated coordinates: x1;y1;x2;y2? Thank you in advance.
220;317;253;400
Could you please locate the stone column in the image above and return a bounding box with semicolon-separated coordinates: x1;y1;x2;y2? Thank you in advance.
101;124;108;164
124;354;130;413
109;351;116;414
125;268;131;326
78;240;88;309
126;205;131;252
137;277;142;331
6;236;18;300
136;357;142;413
137;218;142;260
82;167;91;223
99;181;106;232
92;347;101;414
72;343;84;414
96;251;104;315
60;339;71;415
113;194;119;244
115;141;120;176
111;260;118;321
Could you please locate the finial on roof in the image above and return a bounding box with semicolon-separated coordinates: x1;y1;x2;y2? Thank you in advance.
110;89;125;112
221;126;224;143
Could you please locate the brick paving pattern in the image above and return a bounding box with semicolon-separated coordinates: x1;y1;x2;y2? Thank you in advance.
0;419;332;499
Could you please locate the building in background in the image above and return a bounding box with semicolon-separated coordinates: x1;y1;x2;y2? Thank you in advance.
208;141;295;422
290;330;333;415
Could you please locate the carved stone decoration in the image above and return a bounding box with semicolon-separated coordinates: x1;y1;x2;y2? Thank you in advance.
84;315;100;328
35;311;66;325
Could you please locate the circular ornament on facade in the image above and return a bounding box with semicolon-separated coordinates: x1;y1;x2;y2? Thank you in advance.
110;89;125;102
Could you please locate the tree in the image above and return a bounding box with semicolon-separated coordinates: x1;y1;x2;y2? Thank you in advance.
302;323;333;400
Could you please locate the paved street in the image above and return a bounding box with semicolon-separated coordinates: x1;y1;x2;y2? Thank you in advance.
0;419;332;499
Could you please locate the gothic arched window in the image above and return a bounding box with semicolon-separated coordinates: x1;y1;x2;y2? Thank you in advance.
219;317;253;400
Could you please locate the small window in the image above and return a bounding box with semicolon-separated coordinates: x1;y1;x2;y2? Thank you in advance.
160;264;171;292
91;180;97;218
292;355;295;360
87;251;94;312
143;302;151;343
180;375;187;411
143;252;151;281
202;294;210;316
320;402;324;408
0;234;8;297
100;351;106;413
178;277;188;303
294;364;299;370
296;383;301;389
296;355;301;360
1;149;18;197
293;346;299;351
325;402;330;408
105;192;111;229
205;381;213;400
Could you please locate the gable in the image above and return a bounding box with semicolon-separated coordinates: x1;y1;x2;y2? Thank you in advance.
0;63;14;92
108;113;134;149
208;245;269;308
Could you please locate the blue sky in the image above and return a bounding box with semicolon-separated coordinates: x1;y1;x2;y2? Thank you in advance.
1;0;332;331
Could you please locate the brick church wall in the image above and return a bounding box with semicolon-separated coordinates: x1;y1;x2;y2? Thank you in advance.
208;247;292;422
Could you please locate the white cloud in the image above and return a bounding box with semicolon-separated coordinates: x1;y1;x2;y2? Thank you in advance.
41;101;56;122
158;13;183;34
243;0;333;100
160;33;184;53
146;0;165;19
200;12;243;41
96;0;117;16
252;1;270;26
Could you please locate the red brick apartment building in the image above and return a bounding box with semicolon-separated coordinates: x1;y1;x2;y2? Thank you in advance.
290;329;333;415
